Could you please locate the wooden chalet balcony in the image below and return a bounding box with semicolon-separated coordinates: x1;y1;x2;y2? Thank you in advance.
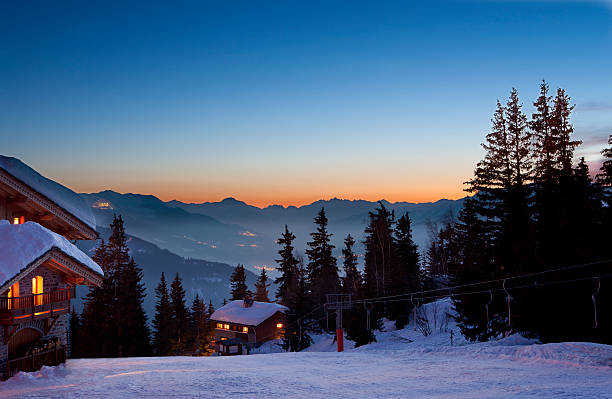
3;342;66;380
0;287;75;325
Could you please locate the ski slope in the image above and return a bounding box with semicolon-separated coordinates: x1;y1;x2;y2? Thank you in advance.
2;299;611;398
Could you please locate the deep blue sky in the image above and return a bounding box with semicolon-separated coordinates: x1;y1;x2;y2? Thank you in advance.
1;1;611;206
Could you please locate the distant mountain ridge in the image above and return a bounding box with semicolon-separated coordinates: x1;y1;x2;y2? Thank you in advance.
80;191;466;278
76;227;257;317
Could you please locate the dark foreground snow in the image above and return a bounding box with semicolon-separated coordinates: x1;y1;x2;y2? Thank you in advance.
1;341;611;399
2;299;610;398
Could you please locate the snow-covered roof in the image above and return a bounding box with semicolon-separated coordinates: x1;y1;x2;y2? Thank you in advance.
0;155;96;230
211;300;287;326
0;221;103;287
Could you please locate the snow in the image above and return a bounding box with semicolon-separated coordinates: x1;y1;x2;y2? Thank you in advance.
2;298;611;398
0;155;96;229
0;221;103;286
211;300;287;326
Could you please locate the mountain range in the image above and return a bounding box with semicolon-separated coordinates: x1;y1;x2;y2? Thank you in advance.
75;191;466;317
82;191;466;273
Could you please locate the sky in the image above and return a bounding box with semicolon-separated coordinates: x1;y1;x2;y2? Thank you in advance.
1;0;611;207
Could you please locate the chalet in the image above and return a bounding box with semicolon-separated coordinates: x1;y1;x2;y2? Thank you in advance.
0;155;103;379
210;299;287;355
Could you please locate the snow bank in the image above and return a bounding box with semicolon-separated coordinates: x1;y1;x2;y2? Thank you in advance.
0;155;96;229
210;300;287;326
0;221;103;286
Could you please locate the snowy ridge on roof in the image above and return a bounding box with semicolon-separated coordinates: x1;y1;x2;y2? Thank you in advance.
0;155;96;229
211;300;287;326
0;221;103;287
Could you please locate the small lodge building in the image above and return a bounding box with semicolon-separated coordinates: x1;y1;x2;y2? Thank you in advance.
0;155;103;379
210;299;287;355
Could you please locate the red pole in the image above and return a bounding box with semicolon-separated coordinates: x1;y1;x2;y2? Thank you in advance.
336;328;343;352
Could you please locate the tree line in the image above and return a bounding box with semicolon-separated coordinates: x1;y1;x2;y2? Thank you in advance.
425;82;611;344
263;81;612;350
69;215;218;358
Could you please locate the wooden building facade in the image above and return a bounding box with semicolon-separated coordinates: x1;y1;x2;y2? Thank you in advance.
0;156;103;379
211;299;287;355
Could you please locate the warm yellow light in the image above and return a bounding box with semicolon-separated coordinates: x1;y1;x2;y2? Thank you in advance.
216;323;223;329
242;327;248;333
32;276;43;306
276;323;283;329
223;324;230;330
7;282;19;310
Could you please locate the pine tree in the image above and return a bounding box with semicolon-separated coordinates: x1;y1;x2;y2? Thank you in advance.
387;213;420;329
341;234;361;295
274;225;299;306
68;308;81;358
230;264;251;301
551;88;580;177
118;258;151;357
190;294;207;355
79;215;151;357
79;239;112;357
305;208;340;330
254;268;271;302
362;202;395;337
153;272;173;356
531;80;557;182
282;256;312;352
170;273;189;354
597;134;612;189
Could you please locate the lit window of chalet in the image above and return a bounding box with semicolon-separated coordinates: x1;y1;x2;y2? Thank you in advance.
32;276;43;305
13;216;25;224
7;282;19;309
223;323;230;330
242;327;248;333
216;323;223;329
276;323;283;329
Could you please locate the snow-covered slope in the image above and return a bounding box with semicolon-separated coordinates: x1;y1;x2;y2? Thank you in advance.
2;298;611;398
0;221;103;286
0;155;96;229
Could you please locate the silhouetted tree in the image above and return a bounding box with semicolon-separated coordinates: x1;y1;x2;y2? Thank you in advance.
254;268;271;302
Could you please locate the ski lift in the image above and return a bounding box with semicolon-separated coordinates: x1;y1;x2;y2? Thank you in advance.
503;279;512;328
485;290;493;333
592;277;601;329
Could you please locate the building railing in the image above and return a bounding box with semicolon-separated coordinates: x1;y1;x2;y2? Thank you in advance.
3;343;66;380
0;286;75;324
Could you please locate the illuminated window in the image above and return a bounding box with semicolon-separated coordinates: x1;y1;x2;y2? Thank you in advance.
32;276;43;306
242;327;248;333
7;282;19;310
216;323;223;329
220;337;227;340
13;216;24;225
276;323;283;329
223;324;230;330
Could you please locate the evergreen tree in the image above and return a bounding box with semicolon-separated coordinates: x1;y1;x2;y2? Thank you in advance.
274;225;299;306
282;255;312;352
341;234;361;294
254;268;271;302
79;239;112;357
362;202;395;337
531;80;556;182
118;258;151;357
68;308;81;358
170;273;189;354
190;294;207;355
153;272;173;356
387;213;420;329
305;208;340;330
79;216;151;358
597;134;612;190
230;264;251;301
